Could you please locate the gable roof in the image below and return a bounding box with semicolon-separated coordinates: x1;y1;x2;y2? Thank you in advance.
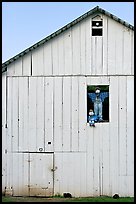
2;6;134;73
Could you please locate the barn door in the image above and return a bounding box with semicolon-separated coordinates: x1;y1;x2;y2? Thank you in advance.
29;153;54;196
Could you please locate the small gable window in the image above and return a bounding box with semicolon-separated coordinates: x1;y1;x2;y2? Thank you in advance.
92;16;103;36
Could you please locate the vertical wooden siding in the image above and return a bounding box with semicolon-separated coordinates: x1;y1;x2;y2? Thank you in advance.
4;75;134;196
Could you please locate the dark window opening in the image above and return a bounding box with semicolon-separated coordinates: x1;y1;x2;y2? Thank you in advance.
87;85;109;123
92;28;102;36
92;21;103;27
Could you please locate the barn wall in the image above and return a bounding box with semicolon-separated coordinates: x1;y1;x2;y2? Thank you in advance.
4;75;134;197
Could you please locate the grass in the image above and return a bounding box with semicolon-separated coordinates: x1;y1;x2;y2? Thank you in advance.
2;196;134;202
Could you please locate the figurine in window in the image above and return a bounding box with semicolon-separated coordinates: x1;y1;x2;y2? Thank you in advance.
88;109;99;126
88;87;109;122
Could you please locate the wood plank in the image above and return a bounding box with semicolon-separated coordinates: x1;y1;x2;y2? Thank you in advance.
131;30;134;75
85;18;91;75
18;77;25;151
102;16;108;75
22;53;31;76
101;123;110;196
12;77;19;152
44;77;54;152
123;27;132;75
32;46;44;76
71;77;79;151
36;77;45;152
58;34;65;75
43;42;52;75
126;76;134;176
14;58;22;76
63;29;72;75
7;63;15;76
62;77;71;151
52;38;59;75
22;77;29;151
118;76;127;176
80;20;86;75
93;124;100;196
72;24;80;75
107;18;116;75
28;77;37;151
78;77;86;151
2;73;7;193
109;76;119;196
86;126;94;196
54;77;63;151
114;23;123;75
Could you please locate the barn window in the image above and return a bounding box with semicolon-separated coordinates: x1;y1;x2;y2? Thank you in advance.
87;85;109;125
92;20;103;36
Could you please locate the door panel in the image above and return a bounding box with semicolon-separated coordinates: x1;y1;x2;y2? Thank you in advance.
29;153;54;196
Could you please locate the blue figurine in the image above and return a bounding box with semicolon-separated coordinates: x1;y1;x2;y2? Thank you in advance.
88;109;99;127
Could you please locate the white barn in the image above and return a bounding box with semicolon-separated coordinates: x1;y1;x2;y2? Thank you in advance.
2;6;134;197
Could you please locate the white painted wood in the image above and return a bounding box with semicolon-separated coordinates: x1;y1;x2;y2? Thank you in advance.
102;17;108;75
107;18;116;75
92;37;103;75
63;29;72;75
71;77;79;151
18;77;24;151
14;58;22;76
123;27;132;75
80;20;86;75
109;76;119;196
32;46;44;76
62;77;71;151
2;73;7;194
58;34;65;75
126;76;134;176
28;77;37;151
54;152;86;197
86;126;94;196
85;18;91;75
22;53;31;76
114;23;123;75
101;123;110;196
36;77;45;152
93;124;100;196
72;24;80;75
7;63;15;76
29;153;53;196
78;77;86;151
52;38;59;75
118;76;127;176
44;77;54;152
19;77;29;151
131;30;134;75
43;42;52;75
54;77;63;151
12;77;19;152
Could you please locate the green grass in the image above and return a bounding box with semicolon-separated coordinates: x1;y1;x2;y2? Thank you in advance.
2;196;134;202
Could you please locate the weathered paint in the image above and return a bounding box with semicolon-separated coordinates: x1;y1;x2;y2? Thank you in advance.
2;9;134;197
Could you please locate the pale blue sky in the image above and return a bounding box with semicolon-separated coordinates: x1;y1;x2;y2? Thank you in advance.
2;2;134;63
